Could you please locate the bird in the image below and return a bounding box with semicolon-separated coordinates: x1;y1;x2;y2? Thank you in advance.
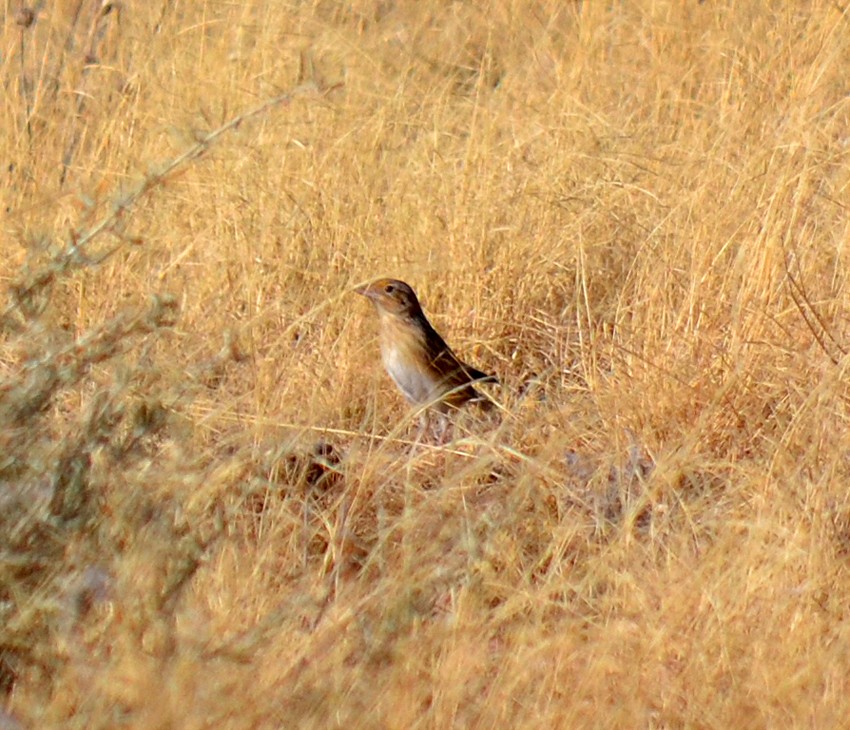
355;278;497;417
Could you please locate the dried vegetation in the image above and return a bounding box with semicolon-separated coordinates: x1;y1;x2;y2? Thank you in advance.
2;1;850;727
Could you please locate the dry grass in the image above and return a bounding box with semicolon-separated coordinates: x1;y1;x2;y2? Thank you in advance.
2;0;850;727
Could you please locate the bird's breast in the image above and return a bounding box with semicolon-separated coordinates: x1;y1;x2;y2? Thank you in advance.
379;319;437;405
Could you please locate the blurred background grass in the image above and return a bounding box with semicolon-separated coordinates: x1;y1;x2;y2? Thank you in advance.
2;1;850;727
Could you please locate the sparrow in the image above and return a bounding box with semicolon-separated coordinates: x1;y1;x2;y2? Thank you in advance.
355;278;497;414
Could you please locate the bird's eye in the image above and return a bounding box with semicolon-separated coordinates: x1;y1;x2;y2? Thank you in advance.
384;284;395;294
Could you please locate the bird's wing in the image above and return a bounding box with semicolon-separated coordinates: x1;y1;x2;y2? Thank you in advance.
422;323;496;387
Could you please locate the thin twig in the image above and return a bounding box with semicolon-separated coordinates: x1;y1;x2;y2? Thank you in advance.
783;250;845;364
59;1;120;185
47;0;84;106
15;6;37;142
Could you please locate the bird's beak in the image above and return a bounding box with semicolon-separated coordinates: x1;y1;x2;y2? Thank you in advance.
354;283;373;298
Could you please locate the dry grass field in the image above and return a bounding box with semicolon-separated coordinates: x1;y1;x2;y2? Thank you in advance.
2;0;850;727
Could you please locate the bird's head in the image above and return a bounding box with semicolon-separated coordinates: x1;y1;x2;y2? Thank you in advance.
354;278;424;319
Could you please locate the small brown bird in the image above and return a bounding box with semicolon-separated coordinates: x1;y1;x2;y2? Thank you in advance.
355;278;497;415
